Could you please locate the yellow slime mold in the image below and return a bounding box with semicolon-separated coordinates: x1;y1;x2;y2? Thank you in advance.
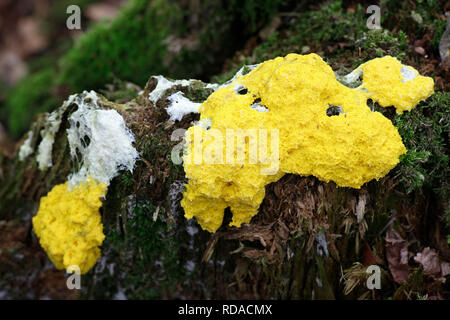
181;53;434;233
32;178;106;274
357;56;434;113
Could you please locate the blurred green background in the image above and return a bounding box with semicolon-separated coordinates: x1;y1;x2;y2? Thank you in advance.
0;0;447;138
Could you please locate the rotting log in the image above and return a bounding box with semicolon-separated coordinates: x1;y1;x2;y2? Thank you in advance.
0;76;448;300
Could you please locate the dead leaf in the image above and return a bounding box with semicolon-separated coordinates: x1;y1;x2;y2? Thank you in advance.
385;227;411;284
414;247;450;281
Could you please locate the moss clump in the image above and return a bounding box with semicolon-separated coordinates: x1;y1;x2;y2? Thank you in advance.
4;68;58;137
355;29;408;61
59;0;176;92
394;92;449;217
92;201;184;299
215;1;412;82
295;1;366;43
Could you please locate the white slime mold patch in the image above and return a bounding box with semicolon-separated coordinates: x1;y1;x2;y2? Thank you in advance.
18;130;34;161
400;65;418;82
148;76;194;103
149;65;260;122
66;91;139;187
166;91;201;121
35;95;74;170
343;68;363;84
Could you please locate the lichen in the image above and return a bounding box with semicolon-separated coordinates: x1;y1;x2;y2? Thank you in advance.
32;178;107;274
181;53;434;233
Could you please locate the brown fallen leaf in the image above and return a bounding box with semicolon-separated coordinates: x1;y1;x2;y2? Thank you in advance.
385;227;411;284
414;247;450;282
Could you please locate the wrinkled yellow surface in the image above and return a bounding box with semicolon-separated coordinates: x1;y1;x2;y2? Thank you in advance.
32;178;106;274
359;56;434;113
181;53;434;233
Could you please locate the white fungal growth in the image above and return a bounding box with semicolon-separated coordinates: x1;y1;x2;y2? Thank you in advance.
196;118;212;130
400;65;418;82
149;65;260;121
18;130;34;161
148;76;194;103
35;92;89;170
35;96;72;170
342;68;363;85
250;102;269;113
66;91;139;187
36;113;62;170
166;92;201;121
221;64;259;88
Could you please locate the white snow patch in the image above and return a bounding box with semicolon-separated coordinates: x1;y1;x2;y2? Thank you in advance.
166;91;201;121
205;83;220;90
66;91;138;187
18;130;34;161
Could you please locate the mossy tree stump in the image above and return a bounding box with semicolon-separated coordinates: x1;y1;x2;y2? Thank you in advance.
0;75;448;299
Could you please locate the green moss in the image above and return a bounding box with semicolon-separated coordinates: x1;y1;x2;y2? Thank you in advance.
215;1;411;79
3;0;174;138
85;194;186;299
356;29;409;61
123;203;183;299
394;92;449;212
59;0;282;91
4;68;58;137
295;1;366;43
59;0;176;92
99;79;140;103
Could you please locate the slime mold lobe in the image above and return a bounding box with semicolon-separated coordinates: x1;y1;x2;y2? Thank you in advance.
181;53;434;233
